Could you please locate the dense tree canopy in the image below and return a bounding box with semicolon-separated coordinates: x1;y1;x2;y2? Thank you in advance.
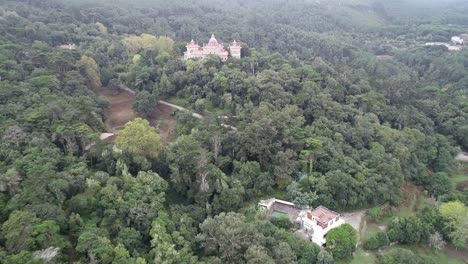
0;0;467;262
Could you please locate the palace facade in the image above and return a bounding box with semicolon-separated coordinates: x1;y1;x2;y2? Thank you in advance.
184;34;241;61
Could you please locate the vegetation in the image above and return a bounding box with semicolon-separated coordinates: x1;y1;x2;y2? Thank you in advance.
364;232;390;250
0;0;468;263
325;224;358;261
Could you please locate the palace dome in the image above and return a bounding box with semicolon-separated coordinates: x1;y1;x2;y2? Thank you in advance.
208;34;218;46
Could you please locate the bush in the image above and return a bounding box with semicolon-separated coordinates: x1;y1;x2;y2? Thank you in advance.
366;207;381;222
377;248;437;264
271;216;291;229
363;232;390;250
325;224;358;260
387;217;429;244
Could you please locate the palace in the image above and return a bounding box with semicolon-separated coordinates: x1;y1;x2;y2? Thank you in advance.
184;34;241;61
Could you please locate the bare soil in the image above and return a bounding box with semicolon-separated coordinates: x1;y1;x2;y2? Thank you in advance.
96;86;135;133
342;210;365;231
94;86;177;143
147;103;177;143
444;244;468;263
400;181;422;210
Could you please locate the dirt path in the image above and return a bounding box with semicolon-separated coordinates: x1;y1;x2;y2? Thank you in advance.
158;101;204;119
158;100;238;131
341;210;365;231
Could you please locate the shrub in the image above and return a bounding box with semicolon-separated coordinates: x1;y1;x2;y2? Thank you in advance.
377;248;437;264
387;217;429;244
366;207;381;222
363;232;390;250
271;216;291;229
325;224;358;260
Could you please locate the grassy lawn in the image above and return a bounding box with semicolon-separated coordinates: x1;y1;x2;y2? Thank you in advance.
452;162;468;192
452;174;468;184
360;220;381;242
349;248;376;264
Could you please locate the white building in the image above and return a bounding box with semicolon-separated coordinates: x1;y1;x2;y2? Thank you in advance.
451;36;464;45
258;199;345;246
300;206;345;246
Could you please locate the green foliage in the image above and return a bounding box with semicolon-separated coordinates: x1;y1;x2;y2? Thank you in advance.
32;220;68;249
76;227;114;264
325;224;358;261
133;90;156;118
387;216;429;244
1;211;39;253
377;248;437;264
122;34;175;56
80;55;102;89
196;213;265;262
316;250;335;264
271;216;291;229
363;232;390;250
366;207;382;223
115;118;162;159
1;0;467;262
439;201;468;248
244;245;274;264
2;251;44;264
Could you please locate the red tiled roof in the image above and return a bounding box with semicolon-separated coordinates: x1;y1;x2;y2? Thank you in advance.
308;206;339;224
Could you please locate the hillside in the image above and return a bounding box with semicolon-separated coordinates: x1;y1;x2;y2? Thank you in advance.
0;0;468;263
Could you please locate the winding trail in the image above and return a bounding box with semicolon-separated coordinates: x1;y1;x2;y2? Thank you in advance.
85;86;238;150
117;84;237;130
157;100;238;131
158;100;204;120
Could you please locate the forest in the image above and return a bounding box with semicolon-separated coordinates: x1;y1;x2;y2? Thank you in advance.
0;0;468;263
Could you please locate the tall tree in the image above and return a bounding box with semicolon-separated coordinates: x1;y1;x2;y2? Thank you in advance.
325;224;358;261
115;118;162;159
79;55;102;89
439;201;468;248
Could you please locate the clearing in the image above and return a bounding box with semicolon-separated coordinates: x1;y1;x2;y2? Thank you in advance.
147;102;177;143
96;86;135;133
94;86;177;143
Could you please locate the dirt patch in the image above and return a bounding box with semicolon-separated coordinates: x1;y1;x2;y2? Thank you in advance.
400;182;422;210
94;86;179;144
342;210;365;231
377;225;386;231
96;86;135;133
148;103;177;143
444;244;468;263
